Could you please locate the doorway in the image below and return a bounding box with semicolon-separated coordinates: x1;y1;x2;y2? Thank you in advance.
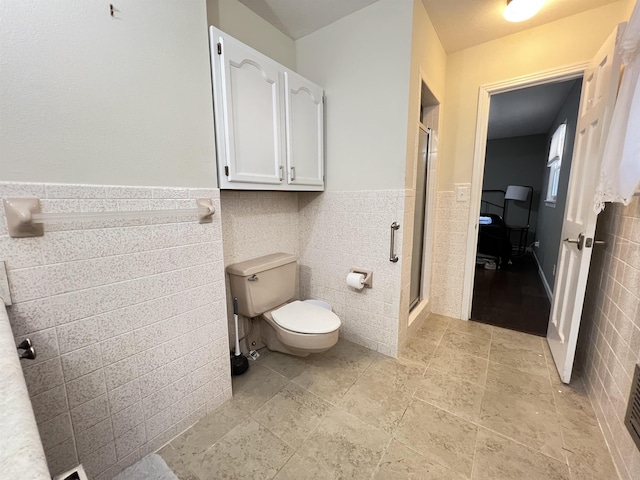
470;78;583;336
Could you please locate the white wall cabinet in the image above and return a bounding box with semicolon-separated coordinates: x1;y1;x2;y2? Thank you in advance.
210;27;325;191
284;71;324;187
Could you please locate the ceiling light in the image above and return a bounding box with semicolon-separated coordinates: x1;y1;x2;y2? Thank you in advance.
504;0;545;22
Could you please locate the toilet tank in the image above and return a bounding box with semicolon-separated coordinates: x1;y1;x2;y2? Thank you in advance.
226;253;298;317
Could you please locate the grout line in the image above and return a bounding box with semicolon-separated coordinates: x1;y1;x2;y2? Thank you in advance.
475;423;569;465
541;341;572;472
580;381;627;480
410;386;568;466
469;420;481;480
370;435;395;479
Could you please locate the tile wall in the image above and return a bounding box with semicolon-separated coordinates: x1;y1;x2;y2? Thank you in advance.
298;190;405;356
430;188;471;319
219;190;405;357
0;182;231;479
397;189;417;351
577;196;640;480
219;191;300;266
219;191;300;348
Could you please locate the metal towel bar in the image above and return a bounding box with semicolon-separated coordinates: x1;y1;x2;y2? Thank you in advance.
389;222;400;263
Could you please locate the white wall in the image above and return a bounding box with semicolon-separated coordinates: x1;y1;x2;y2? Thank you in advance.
0;0;217;188
208;0;296;70
295;0;414;191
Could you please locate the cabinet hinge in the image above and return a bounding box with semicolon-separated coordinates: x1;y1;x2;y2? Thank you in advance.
224;166;229;176
217;43;222;55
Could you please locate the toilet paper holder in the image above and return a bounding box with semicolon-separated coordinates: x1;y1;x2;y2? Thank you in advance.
349;268;373;288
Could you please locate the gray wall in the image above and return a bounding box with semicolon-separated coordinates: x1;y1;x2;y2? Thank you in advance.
0;0;217;188
482;134;547;245
534;80;582;290
295;0;414;191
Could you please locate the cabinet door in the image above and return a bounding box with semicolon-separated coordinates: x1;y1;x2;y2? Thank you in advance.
284;71;324;187
217;35;284;185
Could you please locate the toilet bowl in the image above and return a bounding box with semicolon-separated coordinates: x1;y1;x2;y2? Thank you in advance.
259;300;340;356
226;253;342;356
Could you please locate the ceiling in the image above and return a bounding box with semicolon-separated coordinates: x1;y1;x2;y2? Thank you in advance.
422;0;620;53
239;0;620;51
238;0;380;39
235;1;590;138
488;79;578;140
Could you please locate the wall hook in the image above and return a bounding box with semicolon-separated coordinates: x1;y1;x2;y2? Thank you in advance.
110;4;121;18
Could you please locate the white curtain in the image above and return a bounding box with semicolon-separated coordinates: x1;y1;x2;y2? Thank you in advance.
548;123;566;164
595;2;640;212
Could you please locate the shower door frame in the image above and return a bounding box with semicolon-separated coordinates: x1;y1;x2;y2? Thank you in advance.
409;124;434;313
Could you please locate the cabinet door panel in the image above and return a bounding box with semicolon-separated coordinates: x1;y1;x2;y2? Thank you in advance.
220;38;284;184
285;71;324;187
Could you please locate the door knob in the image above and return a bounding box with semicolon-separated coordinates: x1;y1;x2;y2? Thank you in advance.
564;233;585;250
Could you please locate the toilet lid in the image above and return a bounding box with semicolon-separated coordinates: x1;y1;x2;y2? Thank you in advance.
271;301;341;334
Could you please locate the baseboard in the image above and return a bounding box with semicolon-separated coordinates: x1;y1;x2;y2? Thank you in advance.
532;250;553;302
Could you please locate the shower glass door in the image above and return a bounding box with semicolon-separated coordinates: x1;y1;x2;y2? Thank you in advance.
409;126;430;310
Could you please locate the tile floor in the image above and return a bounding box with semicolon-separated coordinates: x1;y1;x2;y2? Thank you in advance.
158;314;619;480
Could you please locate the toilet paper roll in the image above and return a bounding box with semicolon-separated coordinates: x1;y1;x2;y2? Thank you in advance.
346;272;365;290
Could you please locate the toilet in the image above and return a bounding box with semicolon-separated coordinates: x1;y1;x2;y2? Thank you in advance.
226;253;341;356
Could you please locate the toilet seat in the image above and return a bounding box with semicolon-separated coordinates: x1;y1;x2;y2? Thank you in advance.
271;300;341;334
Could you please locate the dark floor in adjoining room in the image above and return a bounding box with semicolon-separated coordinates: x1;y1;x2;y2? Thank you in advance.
471;254;550;336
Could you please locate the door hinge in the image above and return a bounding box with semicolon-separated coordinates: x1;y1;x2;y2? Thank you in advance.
217;43;222;55
224;166;229;176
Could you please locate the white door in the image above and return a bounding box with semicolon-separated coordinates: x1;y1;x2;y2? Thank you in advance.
547;26;623;384
214;31;284;185
284;71;324;187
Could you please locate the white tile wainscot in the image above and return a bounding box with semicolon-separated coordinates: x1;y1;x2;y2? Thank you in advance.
298;190;405;357
431;190;470;319
578;196;640;480
220;190;300;348
0;182;231;479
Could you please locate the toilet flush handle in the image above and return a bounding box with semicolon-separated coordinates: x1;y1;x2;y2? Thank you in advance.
248;274;259;281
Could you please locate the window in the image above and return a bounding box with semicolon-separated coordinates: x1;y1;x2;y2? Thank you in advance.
546;123;566;205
